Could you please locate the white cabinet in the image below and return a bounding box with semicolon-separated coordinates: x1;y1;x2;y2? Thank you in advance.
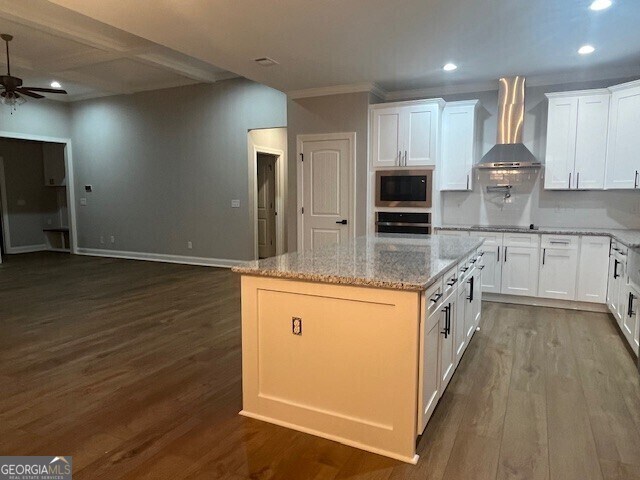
455;274;467;362
472;262;482;330
440;100;479;191
438;295;456;392
607;252;620;320
538;235;579;300
437;229;469;237
544;91;609;190
621;284;639;355
500;234;540;297
477;233;503;294
606;80;640;189
577;236;610;303
370;100;443;169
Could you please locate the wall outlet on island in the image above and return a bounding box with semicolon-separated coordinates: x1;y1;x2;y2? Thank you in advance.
187;241;193;249
231;199;240;208
110;235;115;244
100;235;105;245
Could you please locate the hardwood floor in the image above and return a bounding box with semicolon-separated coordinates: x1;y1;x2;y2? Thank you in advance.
2;252;640;480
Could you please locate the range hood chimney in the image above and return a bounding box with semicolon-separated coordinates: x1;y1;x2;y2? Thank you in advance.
476;76;541;169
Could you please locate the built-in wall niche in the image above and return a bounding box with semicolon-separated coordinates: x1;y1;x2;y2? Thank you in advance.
42;142;70;252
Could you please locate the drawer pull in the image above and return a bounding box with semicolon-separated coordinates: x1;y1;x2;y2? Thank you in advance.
430;293;443;303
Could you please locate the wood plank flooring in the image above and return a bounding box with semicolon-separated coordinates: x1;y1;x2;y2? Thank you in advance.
2;252;640;479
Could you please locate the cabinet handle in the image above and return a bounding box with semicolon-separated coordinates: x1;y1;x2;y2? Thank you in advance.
542;248;546;265
504;246;508;262
398;150;402;166
628;292;635;318
447;303;452;335
466;175;469;190
635;170;639;189
497;246;500;262
441;305;450;338
614;259;619;279
549;240;570;245
447;277;458;287
576;172;580;189
467;276;474;303
430;292;443;303
403;150;408;166
568;172;572;189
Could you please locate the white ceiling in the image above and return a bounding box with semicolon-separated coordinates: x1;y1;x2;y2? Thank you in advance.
44;0;640;97
0;0;235;101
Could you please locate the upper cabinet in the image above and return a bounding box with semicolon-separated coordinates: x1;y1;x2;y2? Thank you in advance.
42;143;66;187
370;100;443;169
606;80;640;190
440;100;479;191
544;90;609;190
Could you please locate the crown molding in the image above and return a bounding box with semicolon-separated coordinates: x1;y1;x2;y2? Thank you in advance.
287;82;387;100
545;88;610;99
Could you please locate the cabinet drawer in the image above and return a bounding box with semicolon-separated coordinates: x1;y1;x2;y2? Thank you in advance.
438;229;470;237
443;266;459;297
425;278;444;315
611;240;628;257
541;235;579;249
503;233;540;248
475;232;503;246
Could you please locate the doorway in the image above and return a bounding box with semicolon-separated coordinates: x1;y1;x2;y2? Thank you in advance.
256;153;277;258
296;133;356;251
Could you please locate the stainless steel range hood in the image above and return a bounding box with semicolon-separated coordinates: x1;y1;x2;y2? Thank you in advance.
476;76;541;169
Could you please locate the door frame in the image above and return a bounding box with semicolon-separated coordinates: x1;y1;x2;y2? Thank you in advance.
296;132;357;252
249;144;285;260
0;132;78;255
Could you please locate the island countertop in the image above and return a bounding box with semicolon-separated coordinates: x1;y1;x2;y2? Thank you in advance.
232;233;484;291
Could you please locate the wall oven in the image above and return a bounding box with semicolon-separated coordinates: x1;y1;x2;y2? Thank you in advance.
375;169;433;208
375;212;431;235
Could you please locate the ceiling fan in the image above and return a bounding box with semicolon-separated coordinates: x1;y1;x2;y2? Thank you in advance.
1;33;67;109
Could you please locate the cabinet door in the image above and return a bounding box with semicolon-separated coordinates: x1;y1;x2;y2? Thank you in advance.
440;103;476;190
615;260;628;324
606;84;640;189
544;97;578;190
437;230;470;237
501;246;540;297
439;300;456;391
606;254;619;316
574;95;609;189
454;282;467;363
463;273;475;341
404;104;438;166
472;267;482;329
539;247;578;300
621;287;638;353
419;305;442;433
371;107;402;168
577;236;610;303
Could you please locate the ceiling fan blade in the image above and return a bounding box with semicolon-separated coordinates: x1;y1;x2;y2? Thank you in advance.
16;88;44;99
20;87;67;94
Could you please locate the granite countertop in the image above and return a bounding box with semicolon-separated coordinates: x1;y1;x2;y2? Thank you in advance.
436;225;640;248
232;234;484;291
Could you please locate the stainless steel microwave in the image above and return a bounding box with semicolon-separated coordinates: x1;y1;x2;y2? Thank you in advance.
375;169;433;208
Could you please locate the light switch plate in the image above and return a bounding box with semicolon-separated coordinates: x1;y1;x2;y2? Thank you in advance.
80;197;87;206
231;199;240;208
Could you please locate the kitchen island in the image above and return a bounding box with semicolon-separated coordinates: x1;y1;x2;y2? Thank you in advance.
232;234;484;463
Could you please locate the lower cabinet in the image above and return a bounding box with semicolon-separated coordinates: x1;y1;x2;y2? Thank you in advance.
420;300;442;432
538;235;579;300
438;294;456;392
577;236;611;303
472;265;482;329
478;233;502;294
621;285;639;355
454;277;467;362
501;244;540;297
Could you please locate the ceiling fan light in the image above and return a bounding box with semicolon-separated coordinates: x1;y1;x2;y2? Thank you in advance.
1;90;26;108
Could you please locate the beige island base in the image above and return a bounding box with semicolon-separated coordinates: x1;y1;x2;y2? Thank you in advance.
233;234;484;463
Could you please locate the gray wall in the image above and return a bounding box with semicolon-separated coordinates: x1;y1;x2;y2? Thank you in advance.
432;78;640;229
0;139;59;248
0;100;71;139
70;78;286;260
287;92;369;251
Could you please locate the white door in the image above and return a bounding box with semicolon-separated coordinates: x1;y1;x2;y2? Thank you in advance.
501;246;540;297
403;104;439;167
574;94;609;189
577;236;610;303
606;83;640;189
544;96;578;190
300;136;353;250
257;154;277;259
539;247;578;300
439;299;456;391
440;102;476;190
371;107;402;168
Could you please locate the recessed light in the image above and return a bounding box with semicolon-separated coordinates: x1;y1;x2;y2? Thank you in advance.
590;0;612;11
443;63;458;72
254;57;279;67
50;81;62;88
578;45;595;55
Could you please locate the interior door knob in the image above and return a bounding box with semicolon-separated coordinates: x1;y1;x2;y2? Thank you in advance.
336;219;348;225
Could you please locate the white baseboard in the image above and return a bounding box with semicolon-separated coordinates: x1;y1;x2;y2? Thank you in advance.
483;293;609;313
75;247;245;268
6;244;47;254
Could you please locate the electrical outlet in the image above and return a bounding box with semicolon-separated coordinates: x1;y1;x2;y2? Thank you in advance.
231;199;240;208
110;235;115;244
80;197;87;206
187;241;193;249
100;235;105;245
292;317;302;336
